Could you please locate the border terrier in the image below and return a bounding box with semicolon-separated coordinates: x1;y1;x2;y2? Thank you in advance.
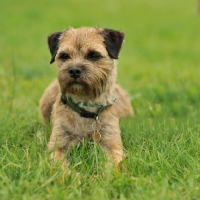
39;27;133;168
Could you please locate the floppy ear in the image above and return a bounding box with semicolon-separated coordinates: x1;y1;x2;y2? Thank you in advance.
47;31;63;64
102;29;124;59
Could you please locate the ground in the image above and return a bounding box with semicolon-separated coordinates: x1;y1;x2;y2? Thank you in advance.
0;0;200;199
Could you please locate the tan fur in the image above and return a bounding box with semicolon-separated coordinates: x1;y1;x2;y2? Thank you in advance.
39;27;133;168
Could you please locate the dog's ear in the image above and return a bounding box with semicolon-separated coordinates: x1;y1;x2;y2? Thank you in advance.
102;29;124;59
47;31;63;64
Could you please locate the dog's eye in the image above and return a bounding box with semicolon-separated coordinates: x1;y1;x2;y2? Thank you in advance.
59;53;70;61
86;51;102;61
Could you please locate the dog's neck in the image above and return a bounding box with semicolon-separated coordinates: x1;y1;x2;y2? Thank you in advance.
68;94;115;106
65;89;115;106
60;93;116;118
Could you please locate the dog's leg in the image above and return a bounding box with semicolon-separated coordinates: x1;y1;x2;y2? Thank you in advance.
100;129;125;169
48;126;79;167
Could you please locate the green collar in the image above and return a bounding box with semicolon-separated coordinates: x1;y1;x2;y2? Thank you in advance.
60;95;116;119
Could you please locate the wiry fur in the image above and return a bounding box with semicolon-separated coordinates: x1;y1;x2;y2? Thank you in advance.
39;27;133;168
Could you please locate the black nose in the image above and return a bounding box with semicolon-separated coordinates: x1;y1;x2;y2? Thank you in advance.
68;67;82;79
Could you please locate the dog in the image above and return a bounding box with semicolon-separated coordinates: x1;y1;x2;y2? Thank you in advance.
39;27;133;168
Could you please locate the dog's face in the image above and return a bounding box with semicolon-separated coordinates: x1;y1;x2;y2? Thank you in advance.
47;27;124;99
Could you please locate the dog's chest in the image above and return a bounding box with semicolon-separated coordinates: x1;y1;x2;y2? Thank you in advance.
76;116;95;136
64;106;100;138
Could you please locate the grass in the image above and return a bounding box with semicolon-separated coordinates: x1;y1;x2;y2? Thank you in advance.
0;0;200;199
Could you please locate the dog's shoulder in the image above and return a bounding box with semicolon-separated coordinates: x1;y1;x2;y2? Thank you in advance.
112;84;133;118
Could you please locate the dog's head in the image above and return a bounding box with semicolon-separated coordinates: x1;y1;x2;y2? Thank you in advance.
47;27;124;99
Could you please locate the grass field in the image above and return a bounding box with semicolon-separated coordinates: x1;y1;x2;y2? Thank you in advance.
0;0;200;199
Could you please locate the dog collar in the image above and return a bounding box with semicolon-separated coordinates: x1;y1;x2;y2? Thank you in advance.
60;94;116;119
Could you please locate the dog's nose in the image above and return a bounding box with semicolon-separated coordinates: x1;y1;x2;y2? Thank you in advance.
68;67;82;79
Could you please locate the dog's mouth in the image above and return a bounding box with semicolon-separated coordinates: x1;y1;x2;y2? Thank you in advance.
69;80;84;86
65;80;91;96
67;80;88;89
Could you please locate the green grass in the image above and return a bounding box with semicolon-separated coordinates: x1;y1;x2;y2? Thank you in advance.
0;0;200;199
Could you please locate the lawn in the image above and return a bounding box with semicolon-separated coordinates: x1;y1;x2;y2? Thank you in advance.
0;0;200;199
